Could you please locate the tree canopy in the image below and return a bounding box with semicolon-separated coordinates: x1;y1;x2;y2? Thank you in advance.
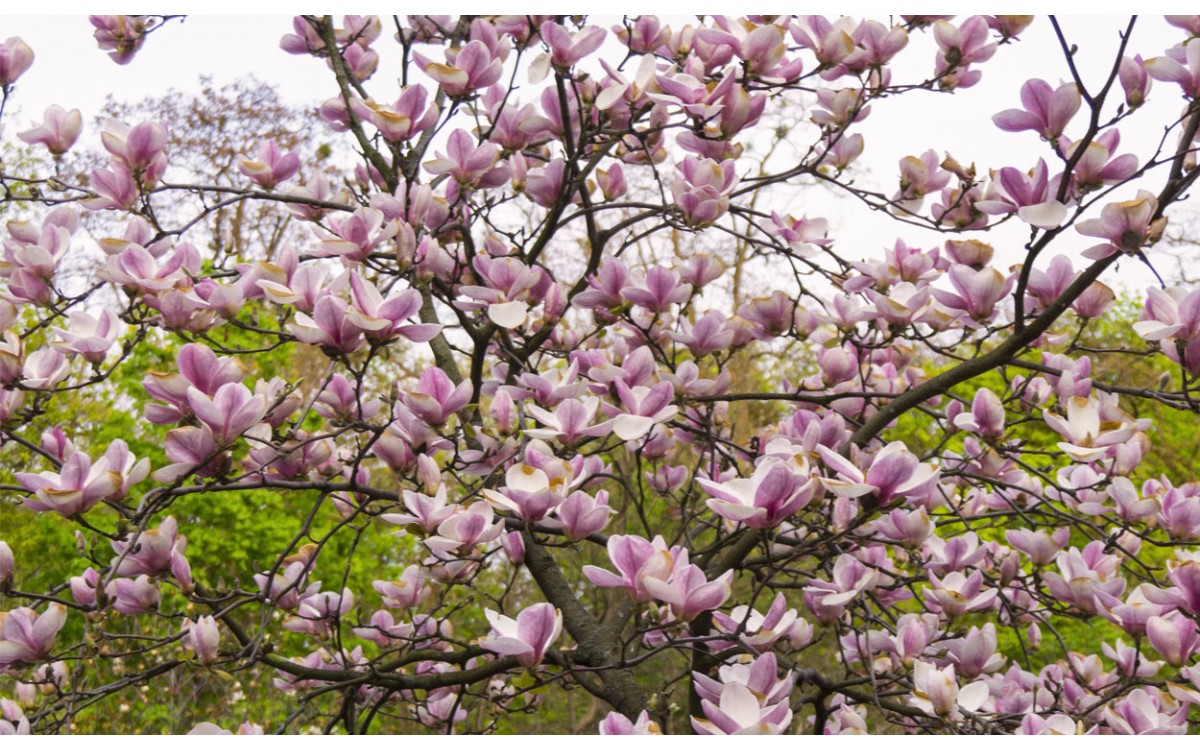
1;14;1200;736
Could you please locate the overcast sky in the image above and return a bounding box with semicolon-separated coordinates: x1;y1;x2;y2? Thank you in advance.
1;14;1192;294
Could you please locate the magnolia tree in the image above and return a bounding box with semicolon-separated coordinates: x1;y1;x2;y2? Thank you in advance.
1;13;1200;736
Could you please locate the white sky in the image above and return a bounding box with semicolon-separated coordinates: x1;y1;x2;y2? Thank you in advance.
1;14;1193;295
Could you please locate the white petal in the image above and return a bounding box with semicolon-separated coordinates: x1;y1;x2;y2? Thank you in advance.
1017;200;1068;229
505;464;549;493
957;681;989;712
528;53;551;84
1132;320;1182;341
595;83;628;111
487;301;528;329
612;414;654;441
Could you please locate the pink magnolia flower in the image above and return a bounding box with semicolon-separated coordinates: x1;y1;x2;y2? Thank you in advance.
338;42;379;81
1094;585;1172;636
424;501;504;556
1044;541;1126;613
1043;394;1150;462
840;20;909;74
804;554;878;624
187;722;263;736
888;614;938;666
110;516;193;593
1063;130;1140;194
691;653;795;735
352;610;415;647
873;508;935;547
319;207;398;263
613;15;669;53
698;19;793;78
1102;688;1188;735
976;159;1068;229
100;119;168;183
992;79;1081;140
1133;288;1200;375
239;140;300;190
925;570;998;617
0;37;33;87
0;698;30;735
0;332;22;385
255;555;319;611
698;459;817;529
1071;281;1116;319
480;602;562;668
346;273;440;344
1076;190;1166;260
99;242;193;292
286;176;349;222
90;16;151;65
1155;485;1200;540
21;349;69;389
668;310;735;357
336;15;381;47
598;710;661;735
181;616;220;665
109;575;159;615
382;486;455;534
651;68;734;121
187;383;267;445
18;105;83;155
790;17;856;69
403;367;472;426
279;16;324;55
1120;54;1152;108
414;25;504;96
549;489;614;540
1145;39;1200;98
1134;286;1200;344
51;309;123;365
0;543;11;589
0;605;66;668
933;16;997;73
621;266;692;313
542;20;605;66
767;213;834;259
608;380;678;441
953;388;1006;438
1104;638;1162;678
288;295;367;354
143;343;246;424
932;265;1013;322
643;548;733;622
1005;527;1070;567
670;157;738;226
372;566;429;609
151;425;226;483
69;567;100;607
15;446;144;517
525;397;611;446
817;442;940;507
583;534;677;603
712;592;810;651
483;463;563;523
353;85;439;144
910;661;989;718
922;532;991;574
425;129;508;190
1147;614;1200;667
895;150;952;211
1017;710;1084;734
283;588;354;637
